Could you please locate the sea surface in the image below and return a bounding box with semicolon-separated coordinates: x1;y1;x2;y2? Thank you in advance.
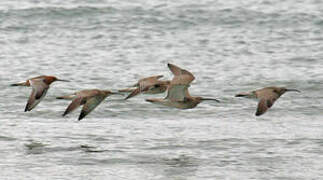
0;0;323;179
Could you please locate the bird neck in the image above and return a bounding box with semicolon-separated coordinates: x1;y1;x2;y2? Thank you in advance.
43;76;57;85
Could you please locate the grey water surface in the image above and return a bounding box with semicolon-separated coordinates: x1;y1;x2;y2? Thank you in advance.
1;0;323;179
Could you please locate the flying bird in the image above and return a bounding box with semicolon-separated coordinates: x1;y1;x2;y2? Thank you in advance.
11;75;69;112
57;89;119;120
235;86;300;116
146;63;220;109
119;75;170;100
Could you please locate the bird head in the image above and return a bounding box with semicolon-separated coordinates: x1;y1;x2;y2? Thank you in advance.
44;76;70;85
275;87;300;95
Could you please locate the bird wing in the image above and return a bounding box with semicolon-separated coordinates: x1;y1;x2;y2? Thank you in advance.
165;84;190;101
63;96;84;116
125;88;142;99
141;75;163;82
63;89;102;117
125;76;163;99
140;75;163;82
25;79;49;111
255;91;279;116
139;75;164;88
78;94;107;120
133;75;163;87
168;63;195;85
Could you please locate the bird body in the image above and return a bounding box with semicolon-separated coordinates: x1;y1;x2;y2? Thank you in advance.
235;86;300;116
146;64;219;109
11;75;57;87
146;96;203;109
57;89;117;120
11;75;69;112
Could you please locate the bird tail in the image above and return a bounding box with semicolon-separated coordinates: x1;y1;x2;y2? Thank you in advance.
235;92;250;97
56;94;75;100
10;82;27;86
145;98;164;104
145;99;156;103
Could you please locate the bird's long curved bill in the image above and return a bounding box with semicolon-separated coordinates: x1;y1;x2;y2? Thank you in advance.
57;79;70;82
286;89;301;93
201;98;220;103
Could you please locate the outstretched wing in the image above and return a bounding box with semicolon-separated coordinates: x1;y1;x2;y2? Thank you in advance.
139;75;163;84
125;75;163;99
165;64;194;102
255;94;278;116
165;84;190;101
63;96;84;116
132;75;163;87
125;87;142;100
168;63;195;85
78;94;107;120
25;79;49;112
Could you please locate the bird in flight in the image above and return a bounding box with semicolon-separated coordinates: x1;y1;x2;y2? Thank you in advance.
146;63;220;109
11;75;69;112
57;89;120;120
235;86;300;116
119;75;170;100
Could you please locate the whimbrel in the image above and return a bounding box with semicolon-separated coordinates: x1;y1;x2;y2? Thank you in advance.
119;75;170;100
235;86;300;116
57;89;119;120
11;75;69;112
146;63;220;109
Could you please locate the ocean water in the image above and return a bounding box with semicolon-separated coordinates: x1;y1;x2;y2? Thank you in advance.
1;0;323;179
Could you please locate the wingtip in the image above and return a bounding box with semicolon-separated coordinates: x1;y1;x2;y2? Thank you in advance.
24;108;31;112
24;104;30;112
78;111;86;121
124;88;140;100
255;112;263;116
124;95;131;100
